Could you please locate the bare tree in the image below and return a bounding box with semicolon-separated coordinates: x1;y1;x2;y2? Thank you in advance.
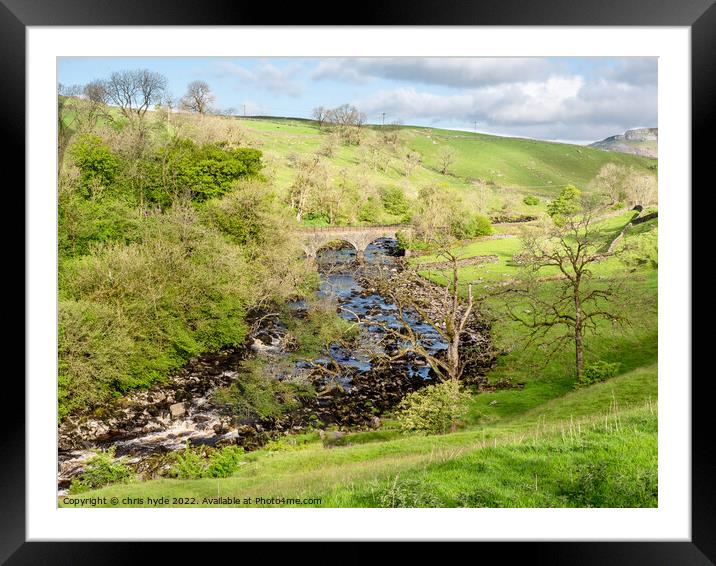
501;203;629;382
326;104;366;127
74;80;110;132
403;151;422;177
312;106;329;128
102;69;167;124
58;83;82;169
180;80;215;115
437;146;457;175
589;163;630;205
625;171;658;207
353;238;490;384
474;179;491;213
324;104;366;145
287;154;326;222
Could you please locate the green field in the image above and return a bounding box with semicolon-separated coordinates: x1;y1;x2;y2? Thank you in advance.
62;204;658;508
239;118;656;207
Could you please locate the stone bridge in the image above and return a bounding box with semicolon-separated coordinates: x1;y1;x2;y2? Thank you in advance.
296;225;413;262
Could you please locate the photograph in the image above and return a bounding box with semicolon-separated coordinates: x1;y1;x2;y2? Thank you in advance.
55;55;661;509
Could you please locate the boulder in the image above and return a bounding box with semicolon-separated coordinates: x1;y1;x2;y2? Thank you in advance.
169;402;186;419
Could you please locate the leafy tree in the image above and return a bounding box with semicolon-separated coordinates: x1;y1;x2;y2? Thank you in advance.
547;184;582;222
358;196;382;223
69;134;120;198
450;213;493;239
379;186;410;217
144;139;262;204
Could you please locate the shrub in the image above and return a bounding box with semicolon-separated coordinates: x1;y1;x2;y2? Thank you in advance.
379;186;410;217
358;196;382;223
450;213;493;239
581;361;621;386
142;139;262;205
396;380;471;434
170;442;246;479
68;447;134;493
620;227;658;269
213;360;315;422
374;475;441;507
523;195;539;206
70;134;120;198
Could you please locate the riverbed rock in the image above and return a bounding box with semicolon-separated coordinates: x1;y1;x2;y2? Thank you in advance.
169;402;186;419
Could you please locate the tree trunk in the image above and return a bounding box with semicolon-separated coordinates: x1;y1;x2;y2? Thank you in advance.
574;292;584;382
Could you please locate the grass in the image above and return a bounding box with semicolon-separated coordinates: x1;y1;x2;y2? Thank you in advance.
202;117;657;222
61;372;656;507
58;112;659;508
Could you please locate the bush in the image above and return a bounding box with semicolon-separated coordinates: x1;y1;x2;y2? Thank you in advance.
523;195;539;206
581;361;621;386
396;380;471;434
373;475;441;507
68;447;134;493
70;134;120;198
213;360;315;422
58;191;140;258
620;227;658;269
379;186;410;217
358;196;382;223
170;442;245;479
142;139;263;205
450;213;493;239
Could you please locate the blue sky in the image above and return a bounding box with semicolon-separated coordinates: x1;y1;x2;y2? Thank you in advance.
58;57;657;144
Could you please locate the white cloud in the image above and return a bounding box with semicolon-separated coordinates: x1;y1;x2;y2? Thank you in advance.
354;74;657;142
213;61;304;97
312;57;555;88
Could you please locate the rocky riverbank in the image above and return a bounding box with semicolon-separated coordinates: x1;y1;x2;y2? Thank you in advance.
58;243;497;492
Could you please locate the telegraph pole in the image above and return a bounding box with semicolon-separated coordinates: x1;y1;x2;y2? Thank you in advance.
381;112;386;126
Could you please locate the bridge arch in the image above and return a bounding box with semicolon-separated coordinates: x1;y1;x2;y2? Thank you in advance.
297;225;413;263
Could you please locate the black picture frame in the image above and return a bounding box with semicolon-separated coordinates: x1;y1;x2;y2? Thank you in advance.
7;0;709;563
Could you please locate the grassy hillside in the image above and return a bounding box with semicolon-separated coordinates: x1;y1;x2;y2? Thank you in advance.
239;118;656;204
61;213;658;508
61;369;656;508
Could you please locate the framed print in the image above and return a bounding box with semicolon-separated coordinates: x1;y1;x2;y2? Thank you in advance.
8;0;711;562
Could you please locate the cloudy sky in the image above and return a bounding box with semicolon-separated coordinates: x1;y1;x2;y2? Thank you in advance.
59;57;657;144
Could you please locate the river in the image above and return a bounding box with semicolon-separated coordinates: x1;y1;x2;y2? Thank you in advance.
57;237;450;493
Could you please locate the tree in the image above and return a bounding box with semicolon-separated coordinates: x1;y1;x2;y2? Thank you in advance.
624;171;657;207
287;154;327;222
502;202;628;382
181;80;215;115
403;151;422;177
379;186;410;217
474;179;491;213
437;146;457;175
354;235;491;386
58;83;82;169
590;163;630;205
312;106;329;127
102;69;167;124
324;104;366;146
546;184;582;221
